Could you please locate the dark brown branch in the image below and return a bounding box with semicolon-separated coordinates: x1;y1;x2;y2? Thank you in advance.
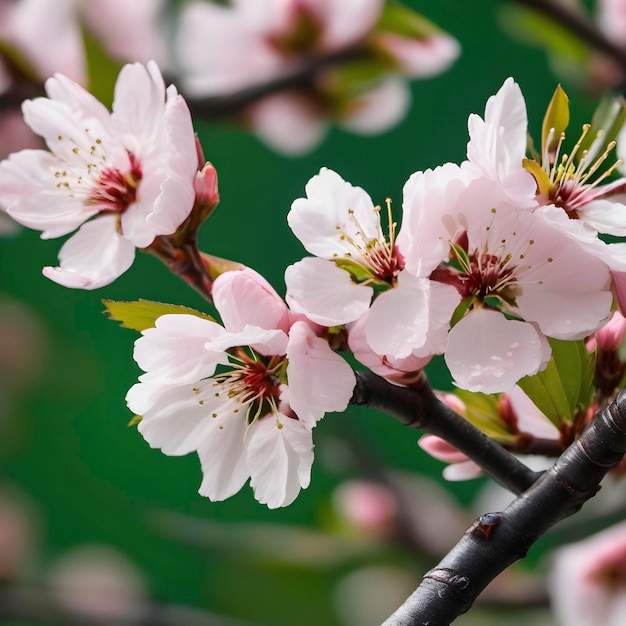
382;388;626;625
507;0;626;71
352;371;540;495
182;47;365;119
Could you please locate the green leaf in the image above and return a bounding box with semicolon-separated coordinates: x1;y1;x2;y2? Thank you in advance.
517;338;594;427
128;415;143;427
376;1;442;39
449;241;471;274
453;390;513;441
499;5;591;65
103;299;215;332
577;95;626;165
450;297;473;329
332;258;376;284
81;26;122;107
542;85;570;156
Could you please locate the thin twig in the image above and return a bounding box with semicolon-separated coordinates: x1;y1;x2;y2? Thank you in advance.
352;371;540;495
182;47;365;119
507;0;626;71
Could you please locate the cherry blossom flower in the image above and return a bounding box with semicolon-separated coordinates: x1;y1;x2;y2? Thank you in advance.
285;167;460;364
401;164;612;392
0;0;168;86
175;0;458;154
126;268;355;508
464;77;537;208
0;61;199;289
468;77;626;238
549;520;626;626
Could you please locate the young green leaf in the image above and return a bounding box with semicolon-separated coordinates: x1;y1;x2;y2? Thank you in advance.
517;338;594;428
103;299;215;332
542;85;570;157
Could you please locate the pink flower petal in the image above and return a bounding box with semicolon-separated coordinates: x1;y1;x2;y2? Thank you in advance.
246;414;314;509
197;404;250;502
285;257;373;326
213;268;290;334
445;308;549;393
286;321;355;429
42;215;135;289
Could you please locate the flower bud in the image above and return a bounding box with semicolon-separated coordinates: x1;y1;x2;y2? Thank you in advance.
595;311;626;352
193;161;219;211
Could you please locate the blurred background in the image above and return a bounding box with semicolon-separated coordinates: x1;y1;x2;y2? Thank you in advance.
0;0;614;624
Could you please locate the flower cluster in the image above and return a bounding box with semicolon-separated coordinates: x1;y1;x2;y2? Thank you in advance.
175;0;459;154
126;268;355;508
285;78;621;395
0;61;213;289
2;58;626;508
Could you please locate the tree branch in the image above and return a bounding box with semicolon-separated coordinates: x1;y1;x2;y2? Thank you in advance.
382;388;626;625
352;371;540;495
182;47;365;119
507;0;626;71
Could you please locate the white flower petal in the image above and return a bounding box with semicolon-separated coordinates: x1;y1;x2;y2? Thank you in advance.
197;401;250;501
317;0;383;49
366;273;431;359
445;309;548;393
288;167;380;258
466;78;536;207
285;257;372;326
134;314;228;385
247;415;314;509
339;78;411;136
0;149;94;237
250;92;327;155
348;311;430;385
42;215;135;289
579;198;626;236
286;321;355;429
134;381;219;455
205;325;288;358
112;60;166;147
146;92;197;235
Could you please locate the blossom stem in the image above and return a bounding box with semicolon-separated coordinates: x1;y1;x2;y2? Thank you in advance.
144;235;214;303
507;0;626;71
352;371;540;495
382;388;626;625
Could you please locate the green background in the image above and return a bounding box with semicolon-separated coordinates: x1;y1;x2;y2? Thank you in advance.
0;1;601;624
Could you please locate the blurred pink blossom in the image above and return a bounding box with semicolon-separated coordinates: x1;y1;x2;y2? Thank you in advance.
549;520;626;626
175;0;459;154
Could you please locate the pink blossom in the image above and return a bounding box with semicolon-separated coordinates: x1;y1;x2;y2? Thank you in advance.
401;165;612;392
0;0;168;86
595;310;626;352
549;520;626;626
285;167;460;362
175;0;458;154
126;268;355;508
0;62;199;289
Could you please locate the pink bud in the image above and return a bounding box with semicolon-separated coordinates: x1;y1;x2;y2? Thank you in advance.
333;481;397;537
418;435;468;464
193;161;219;210
595;311;626;352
